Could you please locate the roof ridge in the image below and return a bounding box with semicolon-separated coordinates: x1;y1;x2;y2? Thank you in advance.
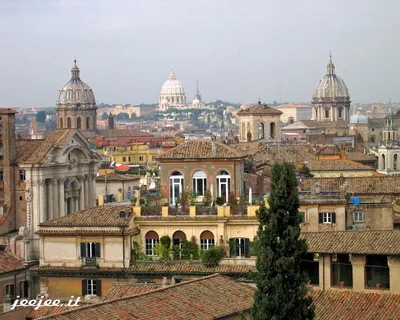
36;274;223;320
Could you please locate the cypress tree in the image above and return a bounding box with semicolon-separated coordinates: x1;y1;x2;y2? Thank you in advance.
251;162;315;320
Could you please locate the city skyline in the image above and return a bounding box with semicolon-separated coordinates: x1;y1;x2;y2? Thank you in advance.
1;0;399;108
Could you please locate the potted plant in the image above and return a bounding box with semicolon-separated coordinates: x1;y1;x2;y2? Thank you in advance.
215;197;224;206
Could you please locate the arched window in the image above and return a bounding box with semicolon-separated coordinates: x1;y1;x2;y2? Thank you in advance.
77;117;81;129
67;117;72;128
86;117;90;129
193;171;207;196
172;231;187;258
382;154;386;170
200;230;215;250
394;154;398;170
145;231;159;256
270;122;276;139
325;109;329;119
127;186;132;200
338;108;342;119
216;170;230;203
170;171;184;206
60;118;63;128
258;122;265;140
241;123;245;140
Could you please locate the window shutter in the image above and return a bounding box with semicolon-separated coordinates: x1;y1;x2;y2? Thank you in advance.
352;212;356;222
96;280;102;296
332;213;336;224
80;243;86;258
229;238;236;257
244;238;250;258
95;243;101;258
82;280;87;296
318;212;323;224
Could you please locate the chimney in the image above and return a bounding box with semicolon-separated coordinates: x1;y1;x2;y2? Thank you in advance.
211;135;217;156
162;277;168;288
1;109;17;232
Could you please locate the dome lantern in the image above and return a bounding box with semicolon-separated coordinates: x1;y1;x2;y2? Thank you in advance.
71;60;80;80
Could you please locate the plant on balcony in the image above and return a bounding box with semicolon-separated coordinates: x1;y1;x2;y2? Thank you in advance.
215;197;224;206
131;241;147;261
202;190;212;207
189;191;197;206
251;162;314;320
201;246;223;267
229;192;240;215
154;236;172;261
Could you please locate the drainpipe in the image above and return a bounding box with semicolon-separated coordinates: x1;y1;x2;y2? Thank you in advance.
322;254;325;291
122;228;126;269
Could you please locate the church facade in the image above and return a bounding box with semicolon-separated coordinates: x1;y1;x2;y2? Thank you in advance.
378;113;400;175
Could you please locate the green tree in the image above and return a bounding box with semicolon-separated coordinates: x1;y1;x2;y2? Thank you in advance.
251;162;314;320
36;110;46;123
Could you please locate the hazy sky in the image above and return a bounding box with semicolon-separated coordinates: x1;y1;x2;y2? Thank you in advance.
1;0;399;108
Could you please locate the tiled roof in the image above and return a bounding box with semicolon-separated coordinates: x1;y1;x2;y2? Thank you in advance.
157;140;246;160
299;176;400;194
345;151;377;162
301;230;400;255
39;205;133;227
308;159;373;171
96;129;154;138
135;215;258;221
0;250;26;274
96;174;140;181
315;120;349;128
36;274;256;320
30;263;255;276
237;103;282;116
28;302;92;319
309;290;400;320
16;139;46;163
103;283;158;301
36;228;139;236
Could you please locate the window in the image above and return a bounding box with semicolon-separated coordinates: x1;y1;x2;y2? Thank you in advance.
338;108;342;119
86;117;90;129
353;211;364;223
82;279;101;296
299;211;306;224
331;254;353;288
145;231;159;256
122;157;126;162
19;196;23;201
128;156;131;162
216;171;231;203
19;281;29;298
192;171;207;196
0;171;3;182
200;231;215;250
67;117;72;128
139;156;144;162
80;242;100;258
5;284;15;299
19;170;26;181
319;212;336;224
365;255;390;289
77;117;81;129
229;238;250;258
325;109;329;119
395;154;398;170
169;171;184;206
301;253;319;285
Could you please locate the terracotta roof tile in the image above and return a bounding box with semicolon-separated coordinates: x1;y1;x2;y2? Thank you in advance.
309;290;400;320
36;228;139;236
301;230;400;255
309;159;373;171
39;205;133;227
345;151;377;162
0;250;26;274
103;283;158;301
96;129;154;138
157;140;246;160
35;274;256;320
135;215;258;221
237;103;282;116
96;174;140;181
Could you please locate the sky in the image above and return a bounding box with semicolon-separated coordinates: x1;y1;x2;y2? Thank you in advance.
0;0;399;108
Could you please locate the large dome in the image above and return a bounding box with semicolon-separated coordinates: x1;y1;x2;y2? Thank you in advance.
57;61;96;105
350;111;368;124
159;70;186;110
313;57;350;101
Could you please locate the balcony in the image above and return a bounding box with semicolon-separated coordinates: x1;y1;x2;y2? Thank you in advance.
83;257;97;267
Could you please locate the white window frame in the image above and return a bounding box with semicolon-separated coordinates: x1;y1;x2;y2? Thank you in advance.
5;284;14;297
87;279;97;296
86;242;96;258
200;239;215;251
353;211;364;223
323;212;333;224
170;174;184;206
216;171;231;203
145;239;158;256
139;156;144;162
193;171;207;196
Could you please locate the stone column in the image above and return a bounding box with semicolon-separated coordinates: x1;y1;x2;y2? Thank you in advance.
58;178;66;216
38;179;47;223
78;175;85;211
47;179;54;221
31;180;39;234
52;178;59;218
84;174;89;209
91;174;97;207
351;254;366;292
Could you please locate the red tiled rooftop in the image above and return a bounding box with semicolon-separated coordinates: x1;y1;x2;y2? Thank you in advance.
0;250;26;274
